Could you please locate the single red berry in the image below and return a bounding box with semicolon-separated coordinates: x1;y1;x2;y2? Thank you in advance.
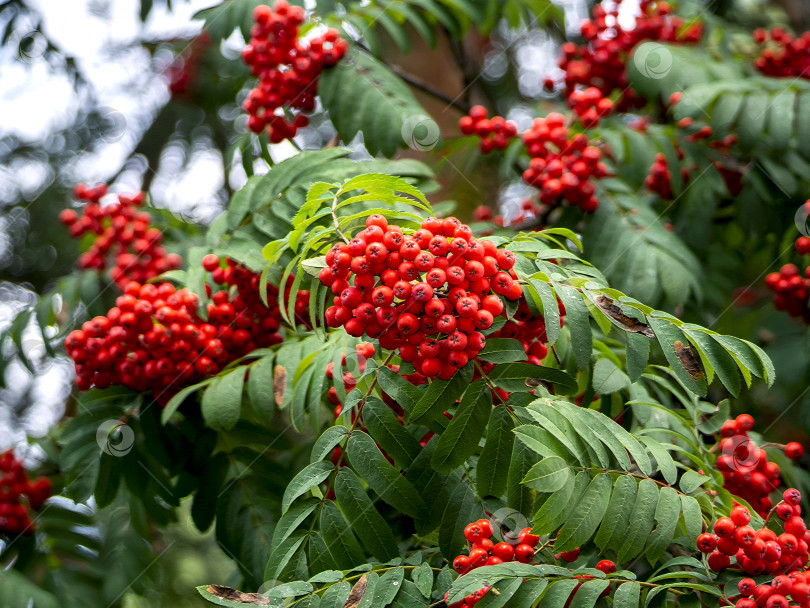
785;442;804;460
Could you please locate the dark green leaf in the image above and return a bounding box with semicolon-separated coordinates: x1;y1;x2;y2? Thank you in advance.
431;380;492;473
281;461;334;514
346;431;426;518
476;406;516;498
201;367;247;431
486;363;577;394
335;468;398;562
554;473;611;552
408;365;472;424
476;339;529;364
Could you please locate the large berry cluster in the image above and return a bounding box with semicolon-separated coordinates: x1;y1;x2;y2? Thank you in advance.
241;1;348;142
445;519;539;607
0;451;51;537
555;0;703;110
451;519;540;576
766;217;810;323
319;215;523;380
566;87;614;128
645;153;674;198
716;414;784;516
59;184;182;290
458;106;518;154
753;28;810;80
65;257;308;403
521;113;607;212
766;262;810;322
448;518;620;607
699;490;810;581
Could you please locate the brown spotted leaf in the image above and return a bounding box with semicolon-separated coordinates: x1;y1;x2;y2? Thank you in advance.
273;365;287;406
594;295;654;338
205;585;270;605
674;340;705;381
343;574;368;608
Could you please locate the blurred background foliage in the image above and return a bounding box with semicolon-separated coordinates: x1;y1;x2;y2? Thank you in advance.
2;0;810;604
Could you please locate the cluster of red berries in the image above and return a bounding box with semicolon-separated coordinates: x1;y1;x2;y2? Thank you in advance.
448;519;620;607
735;567;810;607
553;0;702;110
699;491;810;581
567;87;614;128
645;153;674;198
318;215;523;380
676;116;715;143
59;184;181;290
241;1;348;143
0;451;51;537
753;28;810;80
766;264;810;324
458;106;518;154
716;414;786;516
451;519;540;576
521;113;607;212
167;31;211;97
766;213;810;323
65;256;309;403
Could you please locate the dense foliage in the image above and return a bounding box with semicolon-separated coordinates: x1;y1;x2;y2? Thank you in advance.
4;0;810;606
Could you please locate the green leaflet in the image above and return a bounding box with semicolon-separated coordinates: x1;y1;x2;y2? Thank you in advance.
553;284;592;372
532;471;590;536
363;398;422;469
431;379;492;473
246;354;276;424
568;579;610;608
539;579;580;608
594;475;638;551
311;426;349;464
476;406;516;498
554;473;611;552
439;482;484;560
476;338;529;364
522;457;572;493
201;367;247;431
334;468;398;562
612;581;640;606
319;500;366;569
645;487;681;565
345;431;426;518
646;316;707;396
408;365;472;424
617;479;659;563
281;461;334;514
318;49;431;157
487;362;578;394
